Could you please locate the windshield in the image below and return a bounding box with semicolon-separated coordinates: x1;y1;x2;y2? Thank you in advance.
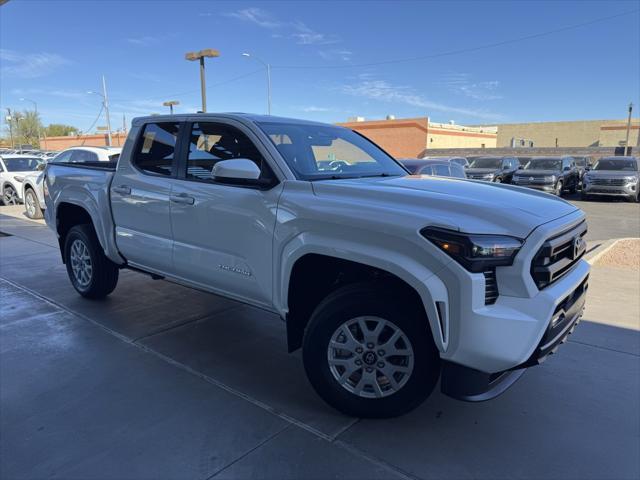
524;158;562;170
593;158;638;171
468;157;501;169
258;122;406;180
2;157;41;172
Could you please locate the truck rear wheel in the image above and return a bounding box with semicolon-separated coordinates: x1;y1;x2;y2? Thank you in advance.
302;282;440;418
64;224;119;299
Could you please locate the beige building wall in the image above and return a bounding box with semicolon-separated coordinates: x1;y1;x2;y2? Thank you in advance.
428;124;497;149
494;119;639;148
598;124;640;147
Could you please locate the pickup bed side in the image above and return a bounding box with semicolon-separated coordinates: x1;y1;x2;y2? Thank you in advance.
44;163;124;265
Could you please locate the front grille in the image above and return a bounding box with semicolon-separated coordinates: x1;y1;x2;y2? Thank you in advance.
591;178;626;186
484;270;499;304
531;221;587;289
513;176;551;185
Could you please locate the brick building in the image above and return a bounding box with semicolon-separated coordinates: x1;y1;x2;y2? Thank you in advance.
40;133;128;151
337;117;497;158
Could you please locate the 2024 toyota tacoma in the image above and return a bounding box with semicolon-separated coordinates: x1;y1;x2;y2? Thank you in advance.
44;114;590;418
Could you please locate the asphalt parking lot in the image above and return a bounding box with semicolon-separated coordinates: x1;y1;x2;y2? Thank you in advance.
1;198;639;480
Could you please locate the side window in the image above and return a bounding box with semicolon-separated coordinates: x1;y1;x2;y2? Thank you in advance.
185;122;272;183
132;123;180;176
433;164;450;176
53;150;73;163
419;166;433;175
70;150;98;163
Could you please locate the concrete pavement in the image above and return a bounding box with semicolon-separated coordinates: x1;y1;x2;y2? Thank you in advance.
1;211;639;480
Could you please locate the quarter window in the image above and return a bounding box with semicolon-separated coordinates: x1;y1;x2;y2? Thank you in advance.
53;150;73;163
133;123;180;176
185;122;272;183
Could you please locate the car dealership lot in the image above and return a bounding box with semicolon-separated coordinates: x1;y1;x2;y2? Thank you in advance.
1;199;638;480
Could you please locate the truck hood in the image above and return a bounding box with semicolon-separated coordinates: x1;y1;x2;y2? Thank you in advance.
311;175;579;238
587;170;638;178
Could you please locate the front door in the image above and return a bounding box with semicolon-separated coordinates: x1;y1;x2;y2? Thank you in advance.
170;121;281;308
111;121;181;273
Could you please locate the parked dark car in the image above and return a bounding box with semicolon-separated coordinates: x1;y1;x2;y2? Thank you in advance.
582;156;639;202
511;156;579;196
465;156;520;183
400;159;467;178
573;156;593;184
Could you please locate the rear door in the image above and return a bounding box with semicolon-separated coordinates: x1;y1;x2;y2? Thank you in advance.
169;120;282;308
110;121;182;273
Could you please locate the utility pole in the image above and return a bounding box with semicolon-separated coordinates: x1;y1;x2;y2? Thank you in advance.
102;75;113;147
6;108;14;149
624;103;633;156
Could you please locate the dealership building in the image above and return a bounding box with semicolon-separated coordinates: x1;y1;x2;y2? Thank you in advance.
337;116;639;158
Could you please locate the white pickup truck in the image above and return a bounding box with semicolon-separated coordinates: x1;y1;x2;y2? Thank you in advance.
44;113;590;418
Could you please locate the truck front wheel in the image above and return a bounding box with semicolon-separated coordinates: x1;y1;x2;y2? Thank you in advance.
64;224;119;299
302;282;440;418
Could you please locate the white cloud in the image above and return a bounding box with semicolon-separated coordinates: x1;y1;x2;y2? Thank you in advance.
0;49;70;78
291;21;340;45
340;79;504;121
300;106;331;112
318;49;353;61
440;73;502;101
224;8;283;29
126;36;161;46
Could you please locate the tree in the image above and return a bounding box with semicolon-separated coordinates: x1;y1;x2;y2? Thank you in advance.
7;109;43;148
45;123;79;137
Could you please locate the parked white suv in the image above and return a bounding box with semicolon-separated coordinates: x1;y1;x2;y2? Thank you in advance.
0;155;42;205
22;146;121;219
44;114;589;417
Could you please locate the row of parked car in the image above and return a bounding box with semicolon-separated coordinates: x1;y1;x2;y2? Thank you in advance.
0;146;122;218
1;148;638;222
400;155;639;202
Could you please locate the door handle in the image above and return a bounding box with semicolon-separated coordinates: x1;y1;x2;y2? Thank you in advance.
170;194;195;205
112;185;131;195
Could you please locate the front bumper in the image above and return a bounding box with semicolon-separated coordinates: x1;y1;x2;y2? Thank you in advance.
512;182;556;192
583;183;637;197
442;274;588;401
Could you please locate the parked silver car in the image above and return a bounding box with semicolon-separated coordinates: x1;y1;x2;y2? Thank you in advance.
581;156;639;202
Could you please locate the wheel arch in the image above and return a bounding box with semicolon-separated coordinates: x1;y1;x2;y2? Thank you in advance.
279;241;449;354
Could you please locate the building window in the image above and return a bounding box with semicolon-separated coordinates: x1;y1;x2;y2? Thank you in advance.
481;143;486;148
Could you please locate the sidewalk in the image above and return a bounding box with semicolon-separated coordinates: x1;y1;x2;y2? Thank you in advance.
1;212;639;480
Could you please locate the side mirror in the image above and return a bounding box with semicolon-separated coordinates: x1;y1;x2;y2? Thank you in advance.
212;159;265;186
36;163;46;171
585;165;592;171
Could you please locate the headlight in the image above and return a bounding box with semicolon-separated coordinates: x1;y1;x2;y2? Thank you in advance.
421;227;523;273
482;173;495;180
543;175;556;183
13;176;24;183
625;176;638;183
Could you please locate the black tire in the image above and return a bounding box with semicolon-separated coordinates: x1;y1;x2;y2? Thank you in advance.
580;191;590;201
494;177;503;183
302;282;440;418
554;180;564;196
24;188;43;219
64;224;119;299
569;182;577;194
2;184;19;205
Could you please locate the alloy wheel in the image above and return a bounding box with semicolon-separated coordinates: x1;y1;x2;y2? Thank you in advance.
25;191;36;217
3;186;18;205
327;316;414;399
70;239;93;288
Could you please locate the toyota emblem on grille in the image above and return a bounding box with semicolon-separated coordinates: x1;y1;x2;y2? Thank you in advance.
572;235;585;259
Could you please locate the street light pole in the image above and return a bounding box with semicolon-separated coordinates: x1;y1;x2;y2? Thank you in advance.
163;100;180;114
185;49;220;112
624;103;633;156
242;53;271;115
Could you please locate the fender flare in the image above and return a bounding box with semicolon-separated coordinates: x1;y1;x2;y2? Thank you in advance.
276;233;451;352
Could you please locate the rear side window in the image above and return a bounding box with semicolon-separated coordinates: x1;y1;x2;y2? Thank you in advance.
432;164;450;176
132;123;180;176
70;150;98;163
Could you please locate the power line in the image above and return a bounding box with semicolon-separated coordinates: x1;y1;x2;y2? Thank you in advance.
79;103;104;145
272;8;639;70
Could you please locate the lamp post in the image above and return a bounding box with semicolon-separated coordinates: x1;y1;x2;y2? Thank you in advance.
163;100;180;114
185;49;220;112
87;75;113;146
242;52;271;115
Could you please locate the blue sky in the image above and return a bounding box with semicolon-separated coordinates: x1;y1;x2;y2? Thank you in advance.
1;0;639;132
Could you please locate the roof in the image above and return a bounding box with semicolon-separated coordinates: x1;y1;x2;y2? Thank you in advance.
399;158;453;167
131;112;332;128
0;154;43;160
64;146;122;153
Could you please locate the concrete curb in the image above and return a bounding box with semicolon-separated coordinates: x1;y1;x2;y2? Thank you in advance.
585;238;636;265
